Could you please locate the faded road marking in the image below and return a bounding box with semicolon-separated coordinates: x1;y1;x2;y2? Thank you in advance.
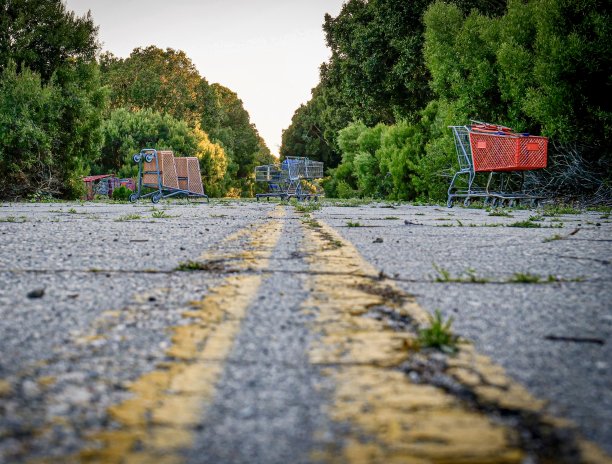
73;208;285;464
301;218;610;464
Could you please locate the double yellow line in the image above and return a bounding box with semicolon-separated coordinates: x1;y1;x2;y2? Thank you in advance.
300;219;610;464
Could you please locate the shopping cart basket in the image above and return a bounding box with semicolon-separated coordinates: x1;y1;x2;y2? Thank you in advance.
129;149;209;203
447;121;548;207
255;156;324;201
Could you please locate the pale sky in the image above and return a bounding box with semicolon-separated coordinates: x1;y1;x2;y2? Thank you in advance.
64;0;346;157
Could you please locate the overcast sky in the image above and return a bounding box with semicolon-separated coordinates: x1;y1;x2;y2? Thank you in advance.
64;0;346;157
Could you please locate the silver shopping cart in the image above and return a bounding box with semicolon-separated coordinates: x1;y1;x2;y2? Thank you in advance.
255;156;323;201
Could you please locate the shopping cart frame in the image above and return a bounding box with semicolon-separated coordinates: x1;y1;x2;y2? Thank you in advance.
447;123;546;208
255;156;323;201
129;148;209;203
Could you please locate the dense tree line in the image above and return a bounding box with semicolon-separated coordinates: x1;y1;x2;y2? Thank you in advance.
0;0;272;199
0;0;106;198
282;0;611;201
99;46;274;197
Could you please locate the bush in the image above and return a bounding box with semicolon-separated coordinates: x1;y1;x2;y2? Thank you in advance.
111;185;132;201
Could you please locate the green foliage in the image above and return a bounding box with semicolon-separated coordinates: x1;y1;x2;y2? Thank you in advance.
151;210;172;218
418;310;460;353
280;82;347;168
488;209;512;217
0;0;107;200
99;108;198;175
204;84;269;182
111;185;131;201
290;0;611;202
115;213;141;221
508;272;543;283
101;46;270;197
541;205;582;216
101;46;209;126
175;260;209;271
98;108;229;196
507;220;541;228
0;0;99;81
294;202;321;213
432;264;489;283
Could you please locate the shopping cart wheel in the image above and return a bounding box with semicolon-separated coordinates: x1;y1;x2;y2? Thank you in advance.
151;192;162;204
129;193;138;203
145;154;154;163
447;198;454;208
463;198;471;207
133;153;142;163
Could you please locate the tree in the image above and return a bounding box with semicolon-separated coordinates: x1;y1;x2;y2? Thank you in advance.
99;108;229;196
322;0;434;124
101;48;271;196
101;46;211;126
0;0;98;80
0;0;106;199
203;84;266;180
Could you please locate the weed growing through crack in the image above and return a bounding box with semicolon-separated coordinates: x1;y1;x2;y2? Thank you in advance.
175;261;208;271
432;264;488;283
488;209;513;217
543;234;564;243
508;273;583;283
294;202;321;213
418;310;460;354
384;216;400;220
0;216;26;223
509;272;544;283
528;215;544;222
508;220;541;228
346;221;362;227
115;214;142;222
303;218;322;228
542;205;581;216
152;210;173;219
68;208;78;214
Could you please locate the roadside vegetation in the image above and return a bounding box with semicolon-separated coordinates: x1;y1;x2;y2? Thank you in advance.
281;0;610;204
0;1;273;201
2;1;609;205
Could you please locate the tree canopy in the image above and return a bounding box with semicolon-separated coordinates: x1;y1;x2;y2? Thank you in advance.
284;0;612;201
100;46;271;197
0;0;106;199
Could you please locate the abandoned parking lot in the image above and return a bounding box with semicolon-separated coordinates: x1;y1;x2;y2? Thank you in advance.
0;200;610;463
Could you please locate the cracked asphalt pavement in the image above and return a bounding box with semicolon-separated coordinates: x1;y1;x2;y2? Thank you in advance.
0;199;610;463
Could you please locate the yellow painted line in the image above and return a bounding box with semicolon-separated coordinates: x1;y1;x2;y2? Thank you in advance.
35;207;286;464
301;219;610;464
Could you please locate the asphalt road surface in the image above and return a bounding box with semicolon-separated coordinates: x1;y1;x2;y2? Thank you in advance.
0;199;610;464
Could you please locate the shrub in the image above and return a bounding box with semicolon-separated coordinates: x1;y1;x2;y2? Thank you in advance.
111;185;131;201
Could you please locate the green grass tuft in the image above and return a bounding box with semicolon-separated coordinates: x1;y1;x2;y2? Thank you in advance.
115;214;141;222
418;310;460;353
507;220;541;228
175;261;208;271
488;209;513;217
